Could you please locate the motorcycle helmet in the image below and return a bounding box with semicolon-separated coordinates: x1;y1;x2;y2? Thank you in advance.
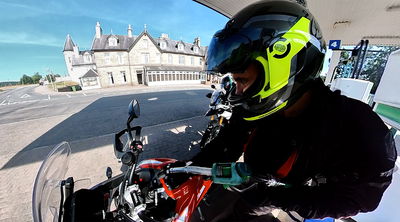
206;0;326;121
220;74;234;92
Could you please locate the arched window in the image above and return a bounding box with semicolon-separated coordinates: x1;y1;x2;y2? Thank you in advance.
178;43;184;51
108;37;118;46
193;46;199;53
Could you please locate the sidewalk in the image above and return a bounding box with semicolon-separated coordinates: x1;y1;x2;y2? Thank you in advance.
34;84;212;96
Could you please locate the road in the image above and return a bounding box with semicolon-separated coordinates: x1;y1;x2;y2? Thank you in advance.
0;85;212;221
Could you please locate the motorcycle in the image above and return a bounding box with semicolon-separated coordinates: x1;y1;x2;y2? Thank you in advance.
32;99;250;222
200;85;232;149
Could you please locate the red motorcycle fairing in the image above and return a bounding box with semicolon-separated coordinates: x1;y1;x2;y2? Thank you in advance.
137;158;177;169
160;176;212;222
138;158;213;222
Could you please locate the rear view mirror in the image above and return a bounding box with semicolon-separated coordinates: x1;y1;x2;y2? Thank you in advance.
128;99;140;121
206;92;212;98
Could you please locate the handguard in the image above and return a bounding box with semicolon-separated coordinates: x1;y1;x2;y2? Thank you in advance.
211;162;252;186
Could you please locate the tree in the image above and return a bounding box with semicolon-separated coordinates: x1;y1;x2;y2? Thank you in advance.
335;46;399;94
360;46;399;93
20;74;33;84
31;72;42;84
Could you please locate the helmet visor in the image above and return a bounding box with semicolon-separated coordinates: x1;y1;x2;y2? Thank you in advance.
206;15;299;74
206;28;262;74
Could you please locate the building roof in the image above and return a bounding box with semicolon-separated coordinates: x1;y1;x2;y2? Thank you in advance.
145;65;203;72
154;37;206;56
81;69;99;78
72;50;95;66
63;34;75;52
91;29;206;56
91;34;137;51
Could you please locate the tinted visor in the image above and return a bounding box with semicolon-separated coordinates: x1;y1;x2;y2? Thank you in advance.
206;27;263;74
206;15;298;74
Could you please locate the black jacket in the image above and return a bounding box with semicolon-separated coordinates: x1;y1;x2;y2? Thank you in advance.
191;80;397;219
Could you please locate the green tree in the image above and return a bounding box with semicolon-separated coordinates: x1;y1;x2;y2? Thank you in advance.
31;72;42;84
20;74;33;84
360;46;399;93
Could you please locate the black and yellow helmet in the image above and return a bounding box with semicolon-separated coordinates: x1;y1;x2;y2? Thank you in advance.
206;0;326;121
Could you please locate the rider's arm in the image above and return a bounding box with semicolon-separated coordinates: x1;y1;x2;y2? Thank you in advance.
190;122;248;167
266;172;393;219
266;128;397;219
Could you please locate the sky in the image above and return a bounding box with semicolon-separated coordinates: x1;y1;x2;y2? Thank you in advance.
0;0;228;81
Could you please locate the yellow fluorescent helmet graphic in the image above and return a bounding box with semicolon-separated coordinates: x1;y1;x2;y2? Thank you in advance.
253;17;311;100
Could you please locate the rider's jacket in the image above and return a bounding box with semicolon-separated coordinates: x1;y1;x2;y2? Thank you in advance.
191;79;397;219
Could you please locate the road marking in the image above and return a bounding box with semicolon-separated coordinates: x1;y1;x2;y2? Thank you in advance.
0;100;6;105
20;94;31;98
148;97;158;101
66;94;71;98
83;93;87;96
48;95;51;100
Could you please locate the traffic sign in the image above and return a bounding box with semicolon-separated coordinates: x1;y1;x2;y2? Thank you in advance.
328;40;341;49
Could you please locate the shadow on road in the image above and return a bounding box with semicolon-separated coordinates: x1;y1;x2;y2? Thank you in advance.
2;89;209;169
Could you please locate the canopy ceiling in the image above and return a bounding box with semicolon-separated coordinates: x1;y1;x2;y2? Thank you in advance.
194;0;400;46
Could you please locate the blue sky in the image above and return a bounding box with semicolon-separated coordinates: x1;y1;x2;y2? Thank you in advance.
0;0;228;81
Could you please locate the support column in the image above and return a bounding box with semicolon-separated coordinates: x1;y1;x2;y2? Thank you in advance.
324;50;341;85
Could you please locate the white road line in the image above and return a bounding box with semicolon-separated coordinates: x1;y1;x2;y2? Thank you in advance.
20;94;31;98
66;94;71;98
148;97;158;101
0;100;7;105
48;95;51;100
83;93;87;96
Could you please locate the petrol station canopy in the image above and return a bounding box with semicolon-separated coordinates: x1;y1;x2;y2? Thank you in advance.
194;0;400;46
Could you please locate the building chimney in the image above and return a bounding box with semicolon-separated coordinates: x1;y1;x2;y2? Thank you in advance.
194;37;201;46
161;33;169;39
128;24;133;37
73;45;79;57
95;22;102;38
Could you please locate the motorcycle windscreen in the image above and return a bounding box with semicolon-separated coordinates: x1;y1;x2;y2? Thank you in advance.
32;141;71;222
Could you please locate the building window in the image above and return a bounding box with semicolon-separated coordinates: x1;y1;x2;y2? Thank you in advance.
191;57;194;65
142;53;149;64
178;43;184;51
105;53;111;64
179;55;185;65
168;54;173;64
108;72;114;84
199;58;202;65
84;54;91;63
156;53;161;64
142;39;148;49
121;71;127;82
194;46;199;53
118;53;124;64
160;41;167;49
68;57;71;63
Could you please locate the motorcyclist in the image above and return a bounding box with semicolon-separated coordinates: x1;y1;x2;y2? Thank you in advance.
190;0;397;221
220;74;235;101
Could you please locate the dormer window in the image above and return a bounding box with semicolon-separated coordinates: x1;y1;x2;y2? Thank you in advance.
108;37;118;46
193;46;199;53
84;53;91;63
178;43;184;51
160;41;167;49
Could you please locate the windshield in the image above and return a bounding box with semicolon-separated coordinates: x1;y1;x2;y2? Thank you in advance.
32;142;71;222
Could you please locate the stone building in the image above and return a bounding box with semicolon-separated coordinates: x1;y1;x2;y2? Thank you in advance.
63;22;207;89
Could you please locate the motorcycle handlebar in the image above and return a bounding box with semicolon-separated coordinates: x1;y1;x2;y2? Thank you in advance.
167;166;212;176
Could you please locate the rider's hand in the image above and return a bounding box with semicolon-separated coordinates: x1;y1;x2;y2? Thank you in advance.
165;161;190;189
